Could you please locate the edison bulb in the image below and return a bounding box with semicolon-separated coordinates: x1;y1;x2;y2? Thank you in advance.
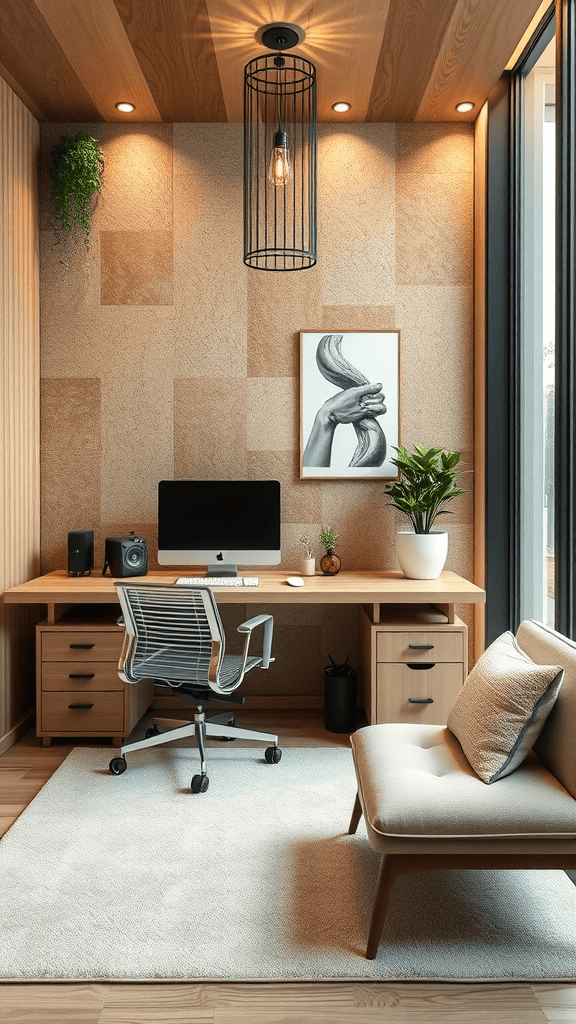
268;129;291;186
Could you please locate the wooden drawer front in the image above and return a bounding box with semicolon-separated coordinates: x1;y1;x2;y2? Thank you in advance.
376;630;464;664
42;691;124;733
42;662;123;692
42;631;123;662
376;663;464;725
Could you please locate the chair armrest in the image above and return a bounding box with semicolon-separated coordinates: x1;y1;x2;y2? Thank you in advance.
117;629;137;684
237;614;274;669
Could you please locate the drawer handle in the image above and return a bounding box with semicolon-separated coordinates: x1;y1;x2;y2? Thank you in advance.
406;662;435;670
408;644;434;650
69;673;95;679
69;643;95;650
408;697;434;704
68;703;94;710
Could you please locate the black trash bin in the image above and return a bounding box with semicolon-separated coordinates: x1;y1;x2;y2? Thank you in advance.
324;655;357;733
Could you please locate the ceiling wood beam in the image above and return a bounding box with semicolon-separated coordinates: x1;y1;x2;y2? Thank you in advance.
33;0;162;122
113;0;227;122
312;0;393;122
415;0;547;121
205;0;391;123
0;0;549;125
366;0;459;122
0;57;46;121
506;0;554;69
0;0;102;121
205;0;317;124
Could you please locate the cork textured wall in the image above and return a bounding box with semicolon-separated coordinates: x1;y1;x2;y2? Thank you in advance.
39;121;474;703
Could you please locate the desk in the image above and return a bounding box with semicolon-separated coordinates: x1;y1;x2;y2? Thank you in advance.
4;568;485;623
4;569;485;741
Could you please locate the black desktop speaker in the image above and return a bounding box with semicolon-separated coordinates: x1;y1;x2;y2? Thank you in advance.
67;530;94;576
102;533;148;577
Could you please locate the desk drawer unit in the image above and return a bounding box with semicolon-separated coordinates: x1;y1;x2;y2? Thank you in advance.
376;631;464;664
41;661;125;691
359;606;468;725
41;691;125;733
36;613;154;746
376;662;463;725
42;631;123;661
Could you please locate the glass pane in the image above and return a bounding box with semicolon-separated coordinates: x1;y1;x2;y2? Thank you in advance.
519;39;555;627
543;91;555;627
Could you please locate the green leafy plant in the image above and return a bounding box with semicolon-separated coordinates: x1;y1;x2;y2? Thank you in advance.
385;444;466;534
299;533;315;559
49;133;104;256
320;526;340;552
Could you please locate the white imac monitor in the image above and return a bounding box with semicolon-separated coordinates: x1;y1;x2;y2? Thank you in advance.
157;480;281;575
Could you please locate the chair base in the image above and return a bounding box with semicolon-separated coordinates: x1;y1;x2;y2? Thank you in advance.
114;706;281;790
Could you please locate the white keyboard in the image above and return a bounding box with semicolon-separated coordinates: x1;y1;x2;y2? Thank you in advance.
175;576;259;587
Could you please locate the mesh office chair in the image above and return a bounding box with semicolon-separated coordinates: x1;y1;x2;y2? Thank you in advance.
108;582;282;792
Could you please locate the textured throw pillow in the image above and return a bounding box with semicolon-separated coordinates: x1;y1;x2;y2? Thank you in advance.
447;630;563;784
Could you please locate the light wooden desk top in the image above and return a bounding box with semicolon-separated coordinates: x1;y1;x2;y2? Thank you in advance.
3;568;485;624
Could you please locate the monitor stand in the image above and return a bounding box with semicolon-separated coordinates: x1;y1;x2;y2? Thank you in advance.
206;564;237;577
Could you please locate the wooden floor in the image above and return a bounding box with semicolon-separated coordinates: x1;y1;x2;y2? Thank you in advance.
0;710;575;1024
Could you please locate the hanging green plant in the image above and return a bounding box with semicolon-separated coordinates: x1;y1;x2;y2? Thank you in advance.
49;133;104;258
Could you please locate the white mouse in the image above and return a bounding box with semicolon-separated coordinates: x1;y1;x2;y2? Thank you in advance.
285;576;305;587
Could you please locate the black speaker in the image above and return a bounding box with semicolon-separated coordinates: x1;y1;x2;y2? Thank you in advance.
67;530;94;576
102;533;148;577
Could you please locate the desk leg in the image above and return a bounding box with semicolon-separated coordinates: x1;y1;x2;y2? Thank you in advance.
436;603;455;624
371;603;380;624
46;603;74;625
42;736;51;746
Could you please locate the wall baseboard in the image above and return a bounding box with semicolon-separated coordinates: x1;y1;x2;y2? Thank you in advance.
0;709;35;757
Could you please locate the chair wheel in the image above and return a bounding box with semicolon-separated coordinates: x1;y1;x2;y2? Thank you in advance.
109;756;127;775
191;774;209;793
145;725;161;739
265;746;282;764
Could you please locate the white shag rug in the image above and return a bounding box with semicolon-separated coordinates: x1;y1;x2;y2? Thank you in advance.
0;745;575;981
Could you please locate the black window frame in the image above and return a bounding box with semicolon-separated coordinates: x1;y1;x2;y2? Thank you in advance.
484;3;576;642
554;0;576;638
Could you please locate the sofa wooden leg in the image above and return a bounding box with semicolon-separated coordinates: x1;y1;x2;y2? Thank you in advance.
365;854;401;959
348;792;363;834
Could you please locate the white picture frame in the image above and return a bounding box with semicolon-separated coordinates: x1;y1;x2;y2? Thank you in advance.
299;330;401;480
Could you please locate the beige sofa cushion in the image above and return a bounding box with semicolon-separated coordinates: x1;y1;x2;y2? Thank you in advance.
446;631;563;783
517;620;576;801
350;723;576;841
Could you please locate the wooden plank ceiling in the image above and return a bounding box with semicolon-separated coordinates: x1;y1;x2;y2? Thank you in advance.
0;0;547;123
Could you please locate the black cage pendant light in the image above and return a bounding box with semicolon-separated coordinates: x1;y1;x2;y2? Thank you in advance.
244;24;317;271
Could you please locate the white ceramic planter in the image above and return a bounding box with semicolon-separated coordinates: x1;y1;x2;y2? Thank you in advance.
300;557;316;577
395;530;448;580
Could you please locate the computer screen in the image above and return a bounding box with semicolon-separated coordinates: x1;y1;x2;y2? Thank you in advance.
157;480;281;573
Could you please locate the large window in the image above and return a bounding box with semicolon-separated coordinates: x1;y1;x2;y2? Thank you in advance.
518;38;556;626
486;1;576;643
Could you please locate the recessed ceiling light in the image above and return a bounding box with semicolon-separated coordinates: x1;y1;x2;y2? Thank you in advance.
332;101;351;113
455;101;475;113
115;102;135;113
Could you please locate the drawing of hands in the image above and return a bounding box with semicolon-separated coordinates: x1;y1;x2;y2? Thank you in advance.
303;334;388;469
323;382;386;425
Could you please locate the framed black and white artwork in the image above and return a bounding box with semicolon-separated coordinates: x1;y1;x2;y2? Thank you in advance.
299;330;401;480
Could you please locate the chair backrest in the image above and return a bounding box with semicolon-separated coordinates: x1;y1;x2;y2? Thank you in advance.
115;583;234;696
516;619;576;800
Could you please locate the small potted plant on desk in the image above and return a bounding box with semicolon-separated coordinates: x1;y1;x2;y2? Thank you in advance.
319;526;341;576
385;444;466;579
298;534;316;576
